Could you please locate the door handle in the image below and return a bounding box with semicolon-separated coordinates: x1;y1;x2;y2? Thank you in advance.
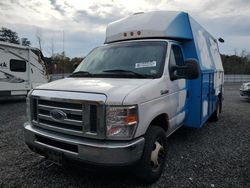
161;89;169;95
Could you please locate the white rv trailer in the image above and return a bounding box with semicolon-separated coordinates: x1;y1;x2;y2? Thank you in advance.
0;41;48;97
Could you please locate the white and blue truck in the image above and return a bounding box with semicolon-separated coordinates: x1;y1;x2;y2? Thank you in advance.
24;11;224;183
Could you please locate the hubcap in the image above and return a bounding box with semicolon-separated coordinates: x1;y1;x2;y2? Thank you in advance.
150;140;164;170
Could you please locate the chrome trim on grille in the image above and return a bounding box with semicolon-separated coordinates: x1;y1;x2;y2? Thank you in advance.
38;114;83;126
38;104;82;115
33;120;82;134
30;90;106;139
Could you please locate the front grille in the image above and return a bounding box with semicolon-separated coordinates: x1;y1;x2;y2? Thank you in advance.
89;105;97;133
39;118;83;132
31;98;104;139
39;100;82;110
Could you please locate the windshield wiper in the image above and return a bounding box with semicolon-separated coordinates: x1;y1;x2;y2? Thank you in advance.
103;69;153;78
69;71;92;77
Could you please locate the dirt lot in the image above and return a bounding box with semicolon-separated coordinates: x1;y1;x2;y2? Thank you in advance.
0;83;249;188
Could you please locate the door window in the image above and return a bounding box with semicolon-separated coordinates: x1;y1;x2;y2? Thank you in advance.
169;45;185;80
170;45;184;66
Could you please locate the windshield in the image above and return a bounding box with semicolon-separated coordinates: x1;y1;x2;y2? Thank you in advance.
73;41;167;78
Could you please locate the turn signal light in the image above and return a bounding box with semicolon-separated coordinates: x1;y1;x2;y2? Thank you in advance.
125;114;137;125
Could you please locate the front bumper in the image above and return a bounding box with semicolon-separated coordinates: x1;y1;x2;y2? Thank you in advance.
240;89;250;97
24;122;145;166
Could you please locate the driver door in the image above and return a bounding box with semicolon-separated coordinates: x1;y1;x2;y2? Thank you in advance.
166;43;188;130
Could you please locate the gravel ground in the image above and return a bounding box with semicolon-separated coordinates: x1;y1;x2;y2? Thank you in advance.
0;83;249;188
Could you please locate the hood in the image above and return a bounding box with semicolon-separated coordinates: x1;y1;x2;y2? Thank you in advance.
36;77;151;105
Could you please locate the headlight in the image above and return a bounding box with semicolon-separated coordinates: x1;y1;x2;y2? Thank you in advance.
26;90;33;123
106;105;138;139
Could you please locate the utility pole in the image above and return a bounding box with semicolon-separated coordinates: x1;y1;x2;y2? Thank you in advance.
36;30;42;52
51;38;54;57
36;35;42;64
62;30;65;78
51;38;56;75
37;36;42;51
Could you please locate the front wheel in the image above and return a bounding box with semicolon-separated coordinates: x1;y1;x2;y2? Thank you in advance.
135;126;167;184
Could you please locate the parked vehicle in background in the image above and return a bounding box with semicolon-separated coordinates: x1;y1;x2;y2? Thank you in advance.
0;41;48;98
24;11;224;183
240;82;250;97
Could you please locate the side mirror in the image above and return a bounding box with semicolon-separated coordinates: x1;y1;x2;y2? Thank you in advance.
170;59;200;80
183;59;200;79
218;38;224;43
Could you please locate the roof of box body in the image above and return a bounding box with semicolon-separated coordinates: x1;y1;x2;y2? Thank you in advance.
105;11;193;43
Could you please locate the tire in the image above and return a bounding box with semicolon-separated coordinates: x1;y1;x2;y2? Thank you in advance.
210;99;221;121
135;126;167;184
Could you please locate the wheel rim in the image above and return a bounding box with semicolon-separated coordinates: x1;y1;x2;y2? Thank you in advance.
150;139;165;171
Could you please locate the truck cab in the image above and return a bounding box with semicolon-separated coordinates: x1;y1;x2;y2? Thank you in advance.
24;11;224;183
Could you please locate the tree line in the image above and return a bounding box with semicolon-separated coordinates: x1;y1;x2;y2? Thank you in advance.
44;55;83;75
0;27;31;46
221;53;250;74
0;27;250;74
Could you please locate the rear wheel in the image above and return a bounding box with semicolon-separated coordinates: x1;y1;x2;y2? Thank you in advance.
210;99;221;121
135;126;167;184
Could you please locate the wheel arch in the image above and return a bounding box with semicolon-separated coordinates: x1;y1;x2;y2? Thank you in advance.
148;113;169;132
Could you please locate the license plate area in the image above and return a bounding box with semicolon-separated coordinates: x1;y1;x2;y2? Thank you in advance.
45;149;63;165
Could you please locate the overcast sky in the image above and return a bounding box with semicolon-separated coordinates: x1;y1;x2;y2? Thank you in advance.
0;0;249;57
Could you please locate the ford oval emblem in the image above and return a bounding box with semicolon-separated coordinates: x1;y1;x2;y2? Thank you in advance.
50;109;67;121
